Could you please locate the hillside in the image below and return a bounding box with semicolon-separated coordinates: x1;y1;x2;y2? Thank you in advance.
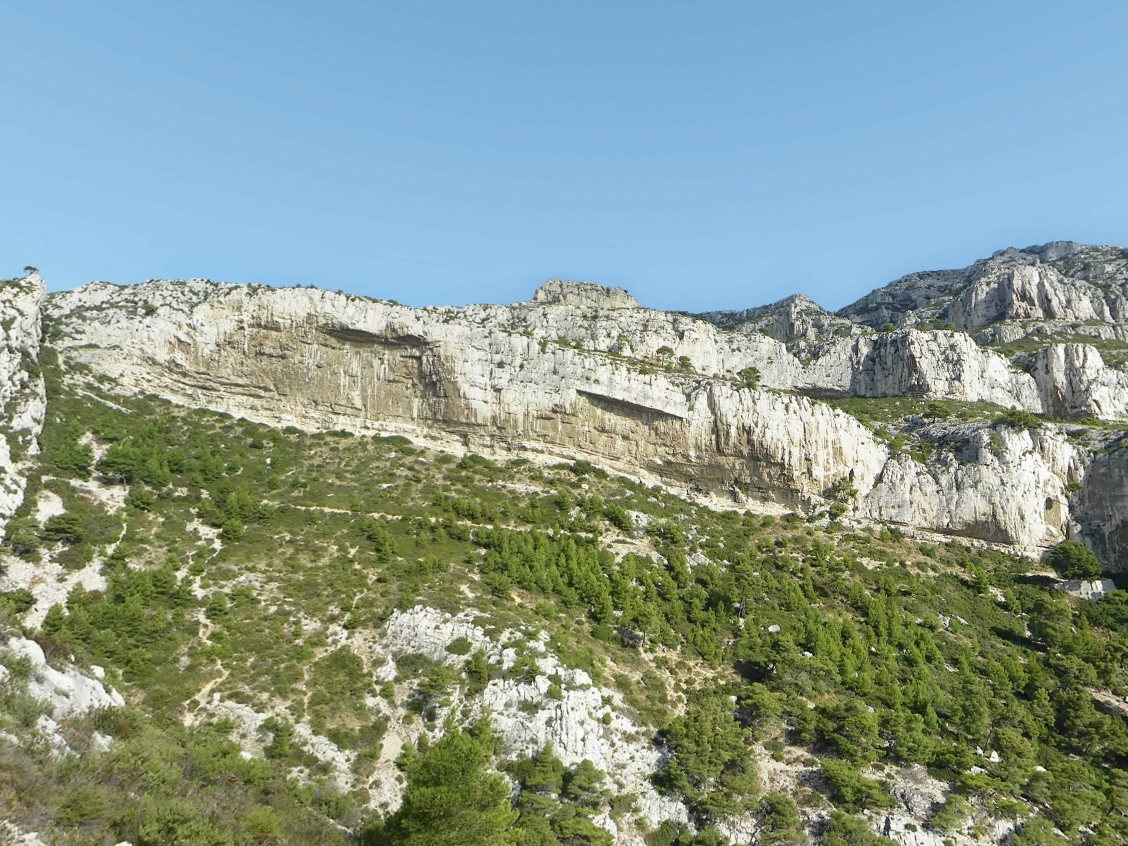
0;249;1127;846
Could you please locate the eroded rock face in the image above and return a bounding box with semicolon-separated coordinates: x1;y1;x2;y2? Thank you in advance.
37;275;1128;565
532;280;640;310
861;424;1083;550
1;636;125;718
1031;344;1128;421
376;607;688;829
1076;440;1128;568
837;331;1041;410
0;273;47;532
840;242;1128;332
47;280;886;507
948;263;1122;331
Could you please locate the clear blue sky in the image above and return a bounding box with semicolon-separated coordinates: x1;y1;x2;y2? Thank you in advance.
3;1;1126;312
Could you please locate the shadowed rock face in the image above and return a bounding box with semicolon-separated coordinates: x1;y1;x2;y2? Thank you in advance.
1077;441;1128;568
1032;344;1128;421
695;294;860;343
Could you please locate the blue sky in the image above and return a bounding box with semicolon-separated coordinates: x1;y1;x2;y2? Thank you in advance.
3;1;1126;312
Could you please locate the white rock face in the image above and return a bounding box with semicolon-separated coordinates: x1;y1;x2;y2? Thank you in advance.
379;605;499;669
861;424;1082;552
796;330;1042;410
0;274;47;533
41;276;1128;565
1;636;125;718
0;552;108;629
1053;578;1117;599
1032;344;1128;421
840;242;1128;332
47;280;885;507
189;691;358;792
949;263;1123;331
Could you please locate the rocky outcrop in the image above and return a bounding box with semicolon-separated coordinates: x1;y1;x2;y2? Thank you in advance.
0;274;47;532
795;331;1042;409
1031;344;1128;421
377;606;687;829
861;422;1082;550
838;266;966;329
947;263;1125;331
697;305;1042;411
839;242;1128;333
1;636;124;718
532;280;639;310
1053;578;1117;599
1075;438;1128;568
696;294;861;343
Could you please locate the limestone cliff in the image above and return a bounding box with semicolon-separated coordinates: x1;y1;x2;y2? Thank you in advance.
1031;344;1128;421
861;422;1083;549
1076;438;1128;568
0;272;46;532
30;273;1127;566
838;242;1128;334
45;279;887;507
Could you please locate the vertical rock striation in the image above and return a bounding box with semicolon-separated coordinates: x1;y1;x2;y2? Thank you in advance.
0;274;46;532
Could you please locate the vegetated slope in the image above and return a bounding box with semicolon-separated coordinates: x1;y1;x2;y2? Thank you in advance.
1;347;1127;846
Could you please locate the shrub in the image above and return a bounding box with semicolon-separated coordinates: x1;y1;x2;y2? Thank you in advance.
657;697;757;819
445;637;473;656
1012;817;1069;846
812;698;881;763
377;726;516;846
923;402;951;420
738;367;761;390
826;478;858;503
0;588;35;618
457;453;496;472
818;760;894;812
1047;540;1101;579
126;486;157;511
464;649;492;695
823;811;889;846
929;794;970;832
43;430;94;479
759;793;806;845
4;516;40;556
604;503;634;532
41;512;84;545
994;408;1042;431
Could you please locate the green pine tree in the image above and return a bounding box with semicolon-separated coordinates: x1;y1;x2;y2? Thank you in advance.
380;726;517;846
